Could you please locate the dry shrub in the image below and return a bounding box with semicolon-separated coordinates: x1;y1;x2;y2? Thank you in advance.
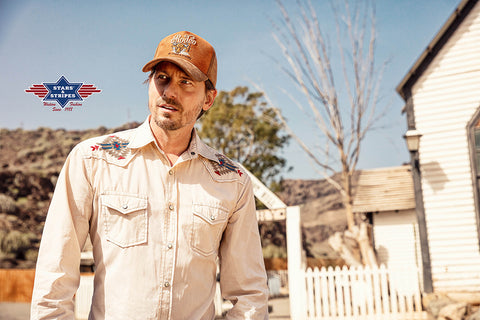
0;194;16;214
0;230;33;259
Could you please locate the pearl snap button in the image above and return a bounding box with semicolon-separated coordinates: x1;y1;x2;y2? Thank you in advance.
168;204;174;211
210;215;216;221
164;281;170;287
167;243;173;249
122;204;128;210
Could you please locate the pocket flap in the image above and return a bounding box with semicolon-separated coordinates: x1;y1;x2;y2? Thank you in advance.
101;193;148;214
193;204;228;225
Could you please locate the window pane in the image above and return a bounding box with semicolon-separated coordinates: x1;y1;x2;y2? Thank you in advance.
477;153;480;173
475;129;480;148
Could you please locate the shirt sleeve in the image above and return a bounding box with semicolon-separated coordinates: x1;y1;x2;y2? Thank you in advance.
219;177;269;320
30;145;93;320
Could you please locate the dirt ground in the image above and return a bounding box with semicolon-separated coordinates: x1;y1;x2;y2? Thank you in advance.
0;302;30;320
268;296;291;319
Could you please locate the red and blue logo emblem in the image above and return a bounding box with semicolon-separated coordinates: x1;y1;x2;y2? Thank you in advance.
25;76;101;110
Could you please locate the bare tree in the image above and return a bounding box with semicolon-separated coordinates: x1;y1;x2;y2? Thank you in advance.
258;0;387;266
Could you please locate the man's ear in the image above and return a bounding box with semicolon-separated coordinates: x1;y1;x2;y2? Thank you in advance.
203;89;217;111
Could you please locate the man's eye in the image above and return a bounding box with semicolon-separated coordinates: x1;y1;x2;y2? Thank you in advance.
181;79;192;85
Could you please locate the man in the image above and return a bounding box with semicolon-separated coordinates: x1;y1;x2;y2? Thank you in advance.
31;31;269;319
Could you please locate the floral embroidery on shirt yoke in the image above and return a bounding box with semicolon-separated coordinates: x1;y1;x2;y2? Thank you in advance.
93;135;130;160
211;154;243;176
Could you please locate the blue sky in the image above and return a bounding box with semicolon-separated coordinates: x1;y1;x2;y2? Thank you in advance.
0;0;459;179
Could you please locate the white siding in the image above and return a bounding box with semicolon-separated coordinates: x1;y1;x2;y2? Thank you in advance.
412;1;480;292
373;210;422;285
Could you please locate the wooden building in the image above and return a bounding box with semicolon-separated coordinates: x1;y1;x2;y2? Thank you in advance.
352;166;420;274
397;0;480;298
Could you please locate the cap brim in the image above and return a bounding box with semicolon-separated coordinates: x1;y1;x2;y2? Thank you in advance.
142;57;208;83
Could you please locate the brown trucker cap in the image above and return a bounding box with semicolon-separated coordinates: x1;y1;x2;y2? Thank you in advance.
142;31;217;88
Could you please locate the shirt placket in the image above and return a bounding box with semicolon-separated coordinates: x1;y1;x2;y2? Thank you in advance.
158;164;178;319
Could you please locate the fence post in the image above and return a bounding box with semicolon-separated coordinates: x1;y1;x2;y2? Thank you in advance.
286;206;307;319
75;273;94;320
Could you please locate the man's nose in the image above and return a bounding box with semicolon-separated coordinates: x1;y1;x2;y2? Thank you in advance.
161;81;178;99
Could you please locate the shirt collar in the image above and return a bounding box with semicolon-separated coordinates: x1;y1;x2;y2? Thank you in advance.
188;129;220;163
127;118;156;149
128;117;220;164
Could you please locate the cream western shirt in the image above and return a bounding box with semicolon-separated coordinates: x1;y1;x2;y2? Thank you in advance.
31;119;269;320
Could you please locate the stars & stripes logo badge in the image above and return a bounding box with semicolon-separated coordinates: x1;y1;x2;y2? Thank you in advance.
25;75;101;111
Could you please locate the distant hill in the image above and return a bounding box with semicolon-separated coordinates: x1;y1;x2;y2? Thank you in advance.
276;177;349;261
0;122;140;268
0;123;347;268
0;122;141;174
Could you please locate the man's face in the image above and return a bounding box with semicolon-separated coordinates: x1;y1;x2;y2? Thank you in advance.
148;61;215;132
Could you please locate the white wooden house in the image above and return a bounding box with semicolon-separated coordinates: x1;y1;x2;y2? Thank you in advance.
352;166;421;280
397;0;480;299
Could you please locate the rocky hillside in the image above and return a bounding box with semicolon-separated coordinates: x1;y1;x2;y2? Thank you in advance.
0;123;139;268
276;177;349;261
0;123;347;268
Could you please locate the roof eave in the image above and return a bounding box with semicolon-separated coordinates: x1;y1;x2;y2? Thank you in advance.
396;0;478;100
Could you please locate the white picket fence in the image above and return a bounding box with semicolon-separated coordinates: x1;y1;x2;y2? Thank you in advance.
75;274;94;320
304;264;427;320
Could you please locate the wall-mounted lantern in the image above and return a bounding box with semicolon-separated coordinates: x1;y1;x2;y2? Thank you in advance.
404;129;422;152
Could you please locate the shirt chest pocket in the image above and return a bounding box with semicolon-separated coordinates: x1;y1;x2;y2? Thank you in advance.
191;204;229;256
101;193;148;248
